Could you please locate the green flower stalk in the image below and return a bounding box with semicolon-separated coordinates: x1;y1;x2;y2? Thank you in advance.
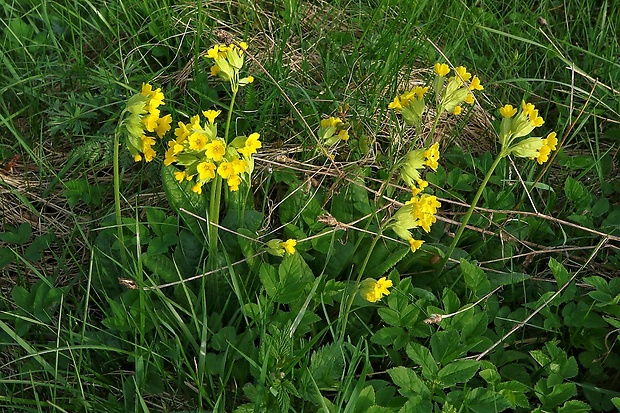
435;101;558;275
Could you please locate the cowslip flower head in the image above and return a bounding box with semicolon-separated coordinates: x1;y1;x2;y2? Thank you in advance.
266;238;297;257
205;42;252;91
408;238;424;253
164;108;261;193
388;86;428;127
433;64;483;116
121;83;171;162
319;116;349;146
360;277;393;303
498;101;547;148
510;132;558;164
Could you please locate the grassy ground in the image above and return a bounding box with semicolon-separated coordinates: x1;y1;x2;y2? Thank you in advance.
1;0;619;412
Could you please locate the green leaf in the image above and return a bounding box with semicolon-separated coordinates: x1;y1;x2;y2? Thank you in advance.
0;223;32;245
464;388;512;413
259;263;278;298
431;330;462;365
371;326;405;346
437;360;480;387
611;397;620;410
489;272;529;287
142;253;178;283
387;367;430;399
497;381;530;408
549;258;570;288
24;234;52;262
161;164;208;236
461;259;491;296
361;242;409;280
377;307;401;326
557;400;591;412
398;397;432;413
0;247;14;270
564;176;589;204
405;343;438;379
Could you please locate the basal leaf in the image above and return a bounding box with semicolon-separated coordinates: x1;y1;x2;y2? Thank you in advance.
437;359;480;388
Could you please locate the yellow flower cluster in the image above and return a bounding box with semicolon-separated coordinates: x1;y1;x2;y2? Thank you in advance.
388;86;429;126
434;64;484;116
400;142;440;194
318;116;349;145
389;193;441;253
122;83;172;162
266;238;297;257
164;110;262;193
359;277;393;303
499;101;558;164
388;63;483;123
205;42;254;91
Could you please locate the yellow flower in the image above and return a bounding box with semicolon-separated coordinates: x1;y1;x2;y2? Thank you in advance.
320;117;343;129
155;114;172;138
434;63;450;77
191;182;203;194
452;106;462;115
232;158;247;174
143;110;160;132
464;93;474;105
360;277;393;303
202;110;221;124
469;75;483;91
408;238;424;253
174;170;186;182
188;132;208;151
388;96;403;110
412;86;429;99
499;104;517;118
423;143;440;171
205;140;226;161
227;174;241;191
411;179;429;196
164;147;177;166
238;133;262;157
217;162;235;179
337;129;349;141
544;131;558;150
175;121;190;140
282;239;297;255
197;161;216;181
454;66;472;82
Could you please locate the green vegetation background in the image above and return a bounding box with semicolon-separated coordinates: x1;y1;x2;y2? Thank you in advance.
0;0;619;412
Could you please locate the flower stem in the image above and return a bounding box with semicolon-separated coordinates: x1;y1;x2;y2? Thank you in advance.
435;151;506;275
207;88;238;266
113;129;127;268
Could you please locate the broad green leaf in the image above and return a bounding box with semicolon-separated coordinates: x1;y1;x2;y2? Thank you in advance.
353;385;375;413
143;253;177;282
0;223;31;245
489;272;529;287
437;360;480;388
549;258;570;288
161;164;208;236
461;259;491;296
557;400;591;412
387;366;430;398
371;327;405;346
497;381;530;408
398;397;432;413
406;343;438;379
360;242;409;280
431;330;462;365
0;247;14;269
464;388;511;413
